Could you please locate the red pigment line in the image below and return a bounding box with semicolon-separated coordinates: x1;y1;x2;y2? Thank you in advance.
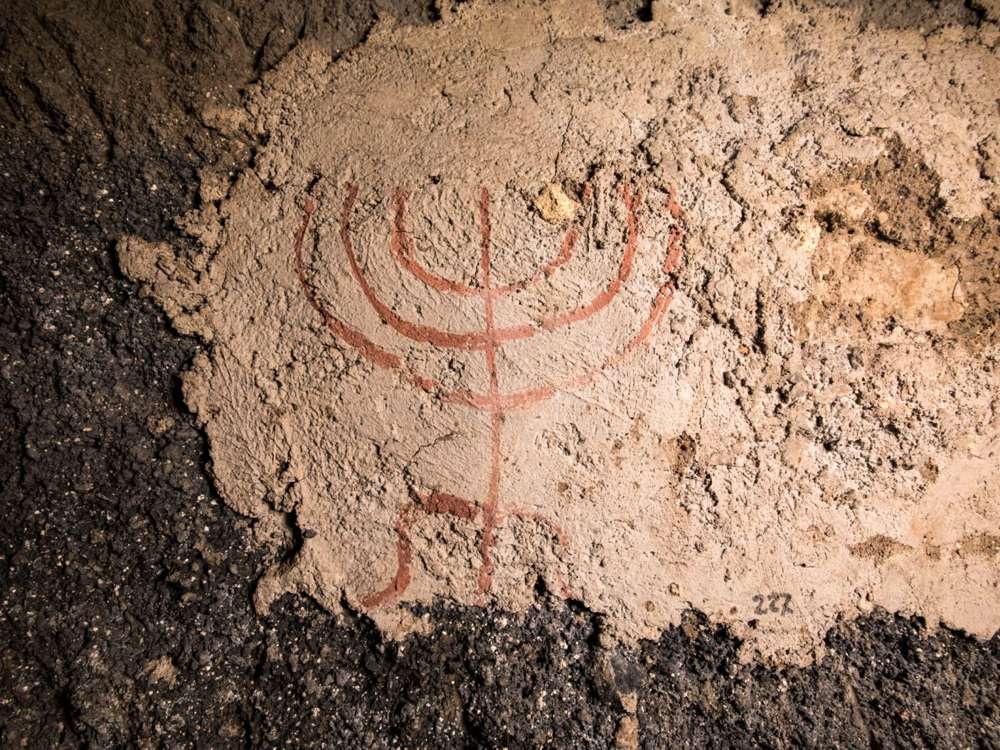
500;189;682;409
490;282;678;411
664;226;684;273
360;506;414;608
439;278;677;415
359;490;479;608
390;189;580;300
421;491;477;520
477;186;503;596
666;183;685;221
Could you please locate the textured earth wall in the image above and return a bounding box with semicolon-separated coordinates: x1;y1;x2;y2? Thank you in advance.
120;0;1000;664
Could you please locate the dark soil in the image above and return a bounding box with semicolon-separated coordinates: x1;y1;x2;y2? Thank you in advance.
1;1;997;747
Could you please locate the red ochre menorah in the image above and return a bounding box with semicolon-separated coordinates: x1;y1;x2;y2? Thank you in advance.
292;180;685;608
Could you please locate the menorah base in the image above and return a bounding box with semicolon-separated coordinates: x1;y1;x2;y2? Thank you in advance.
294;181;682;614
360;490;570;609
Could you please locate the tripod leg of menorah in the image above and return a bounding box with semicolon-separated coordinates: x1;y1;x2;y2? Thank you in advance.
359;490;479;608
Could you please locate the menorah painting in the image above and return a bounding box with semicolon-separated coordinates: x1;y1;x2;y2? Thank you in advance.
291;181;686;609
111;0;1000;667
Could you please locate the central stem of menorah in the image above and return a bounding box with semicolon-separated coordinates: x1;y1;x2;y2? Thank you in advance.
477;187;504;596
292;179;685;609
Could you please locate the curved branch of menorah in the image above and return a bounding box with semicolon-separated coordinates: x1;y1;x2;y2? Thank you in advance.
390;189;579;299
292;184;684;413
340;184;639;351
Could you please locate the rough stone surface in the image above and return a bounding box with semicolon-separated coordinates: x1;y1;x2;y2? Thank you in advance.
120;0;1000;663
2;0;999;747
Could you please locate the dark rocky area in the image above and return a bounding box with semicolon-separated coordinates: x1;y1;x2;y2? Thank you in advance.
1;1;997;747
